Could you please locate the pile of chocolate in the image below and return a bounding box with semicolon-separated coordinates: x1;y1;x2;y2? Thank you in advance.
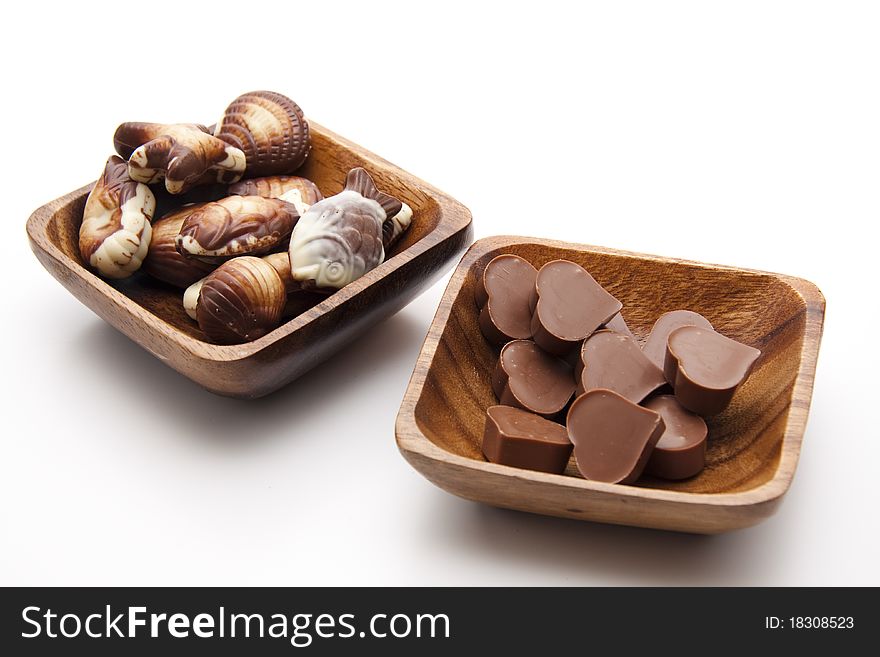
79;90;413;344
476;255;761;484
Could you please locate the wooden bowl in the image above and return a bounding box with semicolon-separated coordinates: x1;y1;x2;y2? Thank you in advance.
395;236;825;534
27;122;473;398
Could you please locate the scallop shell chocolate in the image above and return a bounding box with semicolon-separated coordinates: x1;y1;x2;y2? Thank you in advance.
214;91;311;178
228;175;323;216
195;256;286;344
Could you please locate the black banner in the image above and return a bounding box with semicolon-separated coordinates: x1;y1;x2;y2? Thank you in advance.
0;588;869;655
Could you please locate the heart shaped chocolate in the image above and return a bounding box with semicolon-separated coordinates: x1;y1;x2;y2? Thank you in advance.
643;395;708;480
576;329;666;402
475;254;538;346
530;260;622;356
482;406;572;474
642;310;713;369
665;326;761;415
492;340;575;418
566;389;666;484
604;312;636;340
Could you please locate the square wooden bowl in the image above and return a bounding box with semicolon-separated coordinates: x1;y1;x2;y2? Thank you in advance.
27;123;473;398
395;236;825;534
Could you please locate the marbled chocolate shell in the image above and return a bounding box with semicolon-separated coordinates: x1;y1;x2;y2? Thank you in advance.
214;91;311;177
228;175;322;216
142;205;217;288
175;195;298;261
196;256;286;344
79;155;155;279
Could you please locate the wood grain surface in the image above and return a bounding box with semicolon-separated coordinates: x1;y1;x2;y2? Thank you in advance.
27;122;473;398
395;236;825;533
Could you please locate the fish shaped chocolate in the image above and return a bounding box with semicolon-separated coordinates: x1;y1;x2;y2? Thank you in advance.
288;167;409;290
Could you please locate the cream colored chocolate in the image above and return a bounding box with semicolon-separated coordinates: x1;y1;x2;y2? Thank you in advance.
214;91;311;177
289;168;403;290
175;196;298;260
114;122;246;194
382;202;413;249
195;257;286;344
183;278;204;321
79;155;155;279
142;204;217;288
278;188;313;218
262;252;298;292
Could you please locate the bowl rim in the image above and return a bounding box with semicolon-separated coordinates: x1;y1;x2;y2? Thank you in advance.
26;121;473;363
395;235;826;508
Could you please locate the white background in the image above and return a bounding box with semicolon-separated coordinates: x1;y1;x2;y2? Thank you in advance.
2;0;878;585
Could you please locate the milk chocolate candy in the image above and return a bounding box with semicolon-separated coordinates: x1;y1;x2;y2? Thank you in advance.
604;313;636;340
665;326;761;416
531;260;622;356
492;340;575;418
642;310;713;369
475;254;538;346
644;395;708;480
566;389;666;484
482;406;572;474
576;330;666;402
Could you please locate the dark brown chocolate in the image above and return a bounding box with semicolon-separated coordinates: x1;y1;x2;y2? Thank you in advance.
665;326;761;415
575;330;666;402
492;340;575;418
482;406;572;473
475;254;538;346
530;260;622;356
644;395;708;480
642;310;713;369
566;389;665;484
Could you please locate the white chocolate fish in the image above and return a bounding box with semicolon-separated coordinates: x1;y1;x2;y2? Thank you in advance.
288;168;407;290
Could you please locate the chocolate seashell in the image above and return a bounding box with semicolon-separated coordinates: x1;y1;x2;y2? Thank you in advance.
176;195;299;260
196;256;286;344
228;175;323;216
142;205;218;288
214;91;311;178
261;252;298;293
79;155;155;279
